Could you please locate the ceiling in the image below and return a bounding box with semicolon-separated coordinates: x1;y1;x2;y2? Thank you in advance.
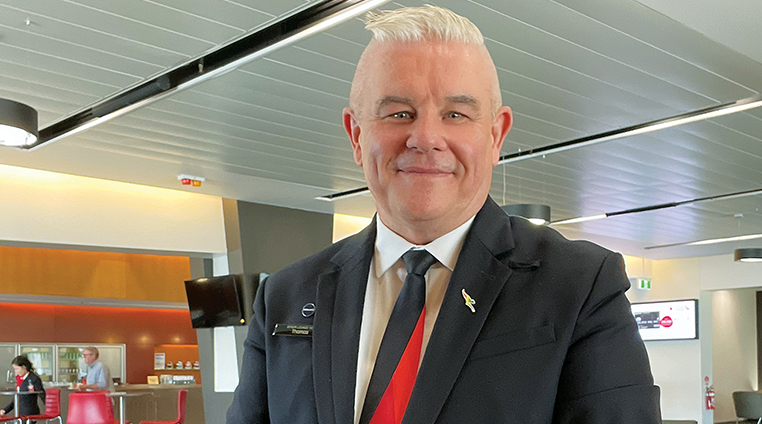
1;0;761;259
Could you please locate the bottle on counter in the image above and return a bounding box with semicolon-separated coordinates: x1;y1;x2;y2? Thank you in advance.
176;361;183;369
185;361;192;370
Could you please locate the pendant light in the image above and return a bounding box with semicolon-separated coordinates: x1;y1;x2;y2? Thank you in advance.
0;98;38;147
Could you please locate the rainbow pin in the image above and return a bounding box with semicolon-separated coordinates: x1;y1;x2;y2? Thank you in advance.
461;289;476;313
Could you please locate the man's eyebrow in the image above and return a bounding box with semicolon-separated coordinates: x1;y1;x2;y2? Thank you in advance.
446;95;479;106
374;96;414;115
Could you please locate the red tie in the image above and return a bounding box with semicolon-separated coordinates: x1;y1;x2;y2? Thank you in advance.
361;250;437;424
370;306;426;424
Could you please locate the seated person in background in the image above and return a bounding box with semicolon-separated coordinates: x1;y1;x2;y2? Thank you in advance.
0;355;46;417
76;346;115;392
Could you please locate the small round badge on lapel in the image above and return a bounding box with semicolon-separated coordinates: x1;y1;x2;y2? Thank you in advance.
301;302;316;317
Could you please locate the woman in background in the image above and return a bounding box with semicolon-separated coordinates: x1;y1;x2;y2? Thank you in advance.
0;355;46;419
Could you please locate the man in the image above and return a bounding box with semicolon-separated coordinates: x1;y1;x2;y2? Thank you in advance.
76;346;115;392
227;5;660;424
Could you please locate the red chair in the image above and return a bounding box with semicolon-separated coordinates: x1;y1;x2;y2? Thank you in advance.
67;392;115;424
20;387;61;424
138;389;186;424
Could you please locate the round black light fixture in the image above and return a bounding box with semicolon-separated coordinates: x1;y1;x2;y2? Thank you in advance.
0;98;38;147
501;203;551;225
734;248;762;263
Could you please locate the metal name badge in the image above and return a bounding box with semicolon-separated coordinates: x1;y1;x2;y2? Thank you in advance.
272;323;314;337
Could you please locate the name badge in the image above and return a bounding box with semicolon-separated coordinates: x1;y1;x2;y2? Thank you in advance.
272;323;313;337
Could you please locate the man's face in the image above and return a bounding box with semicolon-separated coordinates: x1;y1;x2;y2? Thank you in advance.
83;350;96;365
344;40;512;242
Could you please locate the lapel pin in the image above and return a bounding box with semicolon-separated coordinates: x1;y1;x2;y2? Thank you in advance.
301;302;316;317
461;289;476;313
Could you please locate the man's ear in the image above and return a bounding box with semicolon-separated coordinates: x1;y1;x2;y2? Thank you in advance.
343;107;363;166
341;107;362;167
491;106;513;165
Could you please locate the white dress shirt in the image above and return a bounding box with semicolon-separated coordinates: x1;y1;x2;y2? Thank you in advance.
353;216;475;424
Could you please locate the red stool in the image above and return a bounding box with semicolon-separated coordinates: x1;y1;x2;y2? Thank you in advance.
67;392;126;424
20;387;62;424
138;389;186;424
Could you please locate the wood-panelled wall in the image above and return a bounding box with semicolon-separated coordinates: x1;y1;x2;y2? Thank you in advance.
0;246;191;302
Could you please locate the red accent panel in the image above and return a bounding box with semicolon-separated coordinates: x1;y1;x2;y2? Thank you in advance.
0;303;197;384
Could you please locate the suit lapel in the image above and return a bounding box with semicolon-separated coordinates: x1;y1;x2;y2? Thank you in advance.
403;198;515;424
313;219;376;424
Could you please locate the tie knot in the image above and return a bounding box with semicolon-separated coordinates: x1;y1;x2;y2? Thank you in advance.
402;249;437;276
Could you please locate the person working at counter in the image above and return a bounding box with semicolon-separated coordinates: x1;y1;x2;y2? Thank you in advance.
76;346;115;392
0;355;45;418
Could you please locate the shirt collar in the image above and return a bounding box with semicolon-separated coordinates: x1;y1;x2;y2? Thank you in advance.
375;215;475;277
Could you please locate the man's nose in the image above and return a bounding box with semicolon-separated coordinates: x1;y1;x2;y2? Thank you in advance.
406;113;447;152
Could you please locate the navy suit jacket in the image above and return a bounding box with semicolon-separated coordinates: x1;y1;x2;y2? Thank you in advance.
3;371;45;416
226;197;661;423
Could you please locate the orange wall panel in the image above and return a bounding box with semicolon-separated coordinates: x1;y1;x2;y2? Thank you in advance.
0;246;191;302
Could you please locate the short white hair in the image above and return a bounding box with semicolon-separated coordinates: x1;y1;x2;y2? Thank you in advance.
365;5;484;45
349;5;501;117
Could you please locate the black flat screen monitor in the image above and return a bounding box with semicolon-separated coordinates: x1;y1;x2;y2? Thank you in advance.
185;275;245;328
631;299;699;341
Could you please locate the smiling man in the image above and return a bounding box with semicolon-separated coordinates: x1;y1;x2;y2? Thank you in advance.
227;6;660;424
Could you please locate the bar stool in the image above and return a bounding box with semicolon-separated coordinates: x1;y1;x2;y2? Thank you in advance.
20;387;62;424
67;392;116;424
139;389;186;424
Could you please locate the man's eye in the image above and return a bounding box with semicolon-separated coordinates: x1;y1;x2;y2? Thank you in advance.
447;112;463;119
391;111;413;119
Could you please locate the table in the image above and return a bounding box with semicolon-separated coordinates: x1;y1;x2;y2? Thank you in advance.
107;391;150;424
0;389;44;417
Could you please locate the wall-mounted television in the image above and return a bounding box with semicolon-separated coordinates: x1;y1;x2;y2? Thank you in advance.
631;299;698;341
184;274;262;329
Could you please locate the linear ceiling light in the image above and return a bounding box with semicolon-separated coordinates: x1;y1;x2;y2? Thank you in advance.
26;0;391;151
0;98;38;147
497;95;762;165
315;186;370;202
550;186;762;226
319;95;762;201
645;233;762;250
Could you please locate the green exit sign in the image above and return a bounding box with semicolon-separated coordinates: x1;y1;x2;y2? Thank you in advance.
637;278;651;290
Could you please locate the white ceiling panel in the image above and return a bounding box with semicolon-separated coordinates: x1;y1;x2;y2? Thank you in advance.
1;0;762;259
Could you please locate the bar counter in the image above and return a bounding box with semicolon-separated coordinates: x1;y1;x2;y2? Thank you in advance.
52;384;205;424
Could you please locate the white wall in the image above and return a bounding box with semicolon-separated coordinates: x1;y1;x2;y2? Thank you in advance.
625;256;707;423
622;254;762;424
0;164;226;254
711;289;757;422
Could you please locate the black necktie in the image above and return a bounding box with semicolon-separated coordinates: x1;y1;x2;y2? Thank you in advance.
360;249;438;424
